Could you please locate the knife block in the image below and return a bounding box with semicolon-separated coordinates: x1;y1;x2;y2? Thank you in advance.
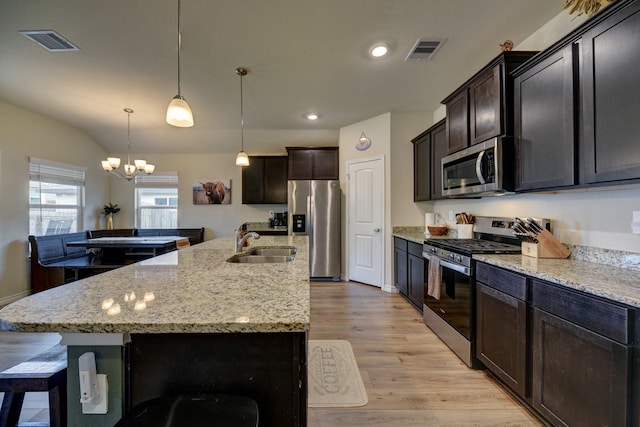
521;229;571;259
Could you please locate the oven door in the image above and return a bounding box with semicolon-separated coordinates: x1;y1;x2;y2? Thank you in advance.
424;258;473;340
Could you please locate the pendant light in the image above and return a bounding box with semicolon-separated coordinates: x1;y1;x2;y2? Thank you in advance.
235;67;250;167
166;0;194;127
101;108;155;180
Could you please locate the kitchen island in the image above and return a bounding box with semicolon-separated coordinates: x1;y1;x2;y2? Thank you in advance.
0;235;310;427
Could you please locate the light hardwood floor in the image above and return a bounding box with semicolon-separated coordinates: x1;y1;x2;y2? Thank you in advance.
308;281;542;427
0;281;542;426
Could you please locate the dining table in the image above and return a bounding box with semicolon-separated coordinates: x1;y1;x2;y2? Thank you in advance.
66;236;190;264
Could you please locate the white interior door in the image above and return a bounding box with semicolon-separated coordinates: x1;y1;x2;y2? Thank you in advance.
347;156;384;287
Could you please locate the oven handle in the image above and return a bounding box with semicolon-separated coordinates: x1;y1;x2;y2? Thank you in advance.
425;255;471;276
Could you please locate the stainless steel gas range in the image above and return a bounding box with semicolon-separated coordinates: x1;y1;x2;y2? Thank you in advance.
422;216;548;368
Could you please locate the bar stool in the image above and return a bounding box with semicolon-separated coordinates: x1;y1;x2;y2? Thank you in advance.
115;393;259;427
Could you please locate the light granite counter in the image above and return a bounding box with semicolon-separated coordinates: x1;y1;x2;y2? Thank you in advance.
392;225;640;309
0;235;310;334
475;253;640;308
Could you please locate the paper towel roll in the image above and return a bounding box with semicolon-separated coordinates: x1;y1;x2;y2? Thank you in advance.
425;213;436;230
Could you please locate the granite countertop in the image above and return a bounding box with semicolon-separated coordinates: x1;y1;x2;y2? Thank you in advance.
393;225;640;309
0;235;310;334
475;253;640;308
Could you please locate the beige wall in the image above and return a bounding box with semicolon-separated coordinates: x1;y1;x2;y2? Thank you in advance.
0;100;110;303
338;112;433;291
107;152;288;239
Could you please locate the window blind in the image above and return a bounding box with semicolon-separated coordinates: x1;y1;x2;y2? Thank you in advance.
29;157;86;186
135;172;178;188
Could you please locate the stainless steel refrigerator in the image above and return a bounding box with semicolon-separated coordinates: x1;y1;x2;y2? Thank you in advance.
288;180;341;281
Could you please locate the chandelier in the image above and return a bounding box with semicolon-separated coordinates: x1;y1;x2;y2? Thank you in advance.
101;108;155;180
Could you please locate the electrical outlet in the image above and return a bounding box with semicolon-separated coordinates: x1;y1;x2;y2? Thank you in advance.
632;211;640;234
448;210;454;221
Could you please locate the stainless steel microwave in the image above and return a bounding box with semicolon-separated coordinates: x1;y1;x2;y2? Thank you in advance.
441;137;514;197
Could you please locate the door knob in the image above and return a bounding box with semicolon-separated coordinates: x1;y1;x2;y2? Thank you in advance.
374;228;381;232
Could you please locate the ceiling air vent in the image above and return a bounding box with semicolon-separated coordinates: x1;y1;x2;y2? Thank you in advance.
405;38;446;61
19;30;80;51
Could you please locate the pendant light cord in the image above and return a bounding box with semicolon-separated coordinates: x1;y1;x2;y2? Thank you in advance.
126;108;133;166
240;71;244;151
176;0;182;97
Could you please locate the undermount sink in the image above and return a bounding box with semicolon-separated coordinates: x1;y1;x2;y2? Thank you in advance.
248;246;297;256
227;254;295;264
226;246;297;264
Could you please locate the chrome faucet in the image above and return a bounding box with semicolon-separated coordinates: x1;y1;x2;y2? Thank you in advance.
235;229;260;253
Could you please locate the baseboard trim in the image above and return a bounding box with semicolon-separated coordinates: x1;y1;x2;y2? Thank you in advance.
0;290;31;308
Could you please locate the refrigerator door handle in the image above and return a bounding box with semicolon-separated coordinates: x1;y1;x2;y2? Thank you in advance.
306;195;312;236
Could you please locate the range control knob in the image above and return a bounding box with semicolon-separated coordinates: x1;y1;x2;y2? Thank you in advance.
448;253;454;261
455;255;462;263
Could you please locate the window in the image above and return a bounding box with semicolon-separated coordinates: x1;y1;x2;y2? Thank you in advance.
29;158;85;236
135;172;178;228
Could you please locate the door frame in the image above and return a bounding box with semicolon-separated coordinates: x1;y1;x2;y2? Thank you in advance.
345;155;388;290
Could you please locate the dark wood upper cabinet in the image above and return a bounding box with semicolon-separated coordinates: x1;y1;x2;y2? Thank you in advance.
581;1;640;185
412;119;446;201
430;122;447;200
511;0;640;193
242;156;288;204
443;52;538;154
444;90;469;154
513;44;577;191
286;147;339;180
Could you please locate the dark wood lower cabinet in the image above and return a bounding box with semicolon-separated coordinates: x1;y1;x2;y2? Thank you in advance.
532;308;630;427
476;282;528;398
394;237;424;313
394;238;408;296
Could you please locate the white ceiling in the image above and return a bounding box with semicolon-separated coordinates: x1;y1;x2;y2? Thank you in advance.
0;0;563;154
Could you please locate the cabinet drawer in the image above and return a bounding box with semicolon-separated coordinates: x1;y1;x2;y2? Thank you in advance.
476;262;527;300
394;237;407;251
531;279;632;344
408;241;423;257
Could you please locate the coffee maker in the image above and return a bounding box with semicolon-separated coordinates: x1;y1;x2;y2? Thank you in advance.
269;211;288;228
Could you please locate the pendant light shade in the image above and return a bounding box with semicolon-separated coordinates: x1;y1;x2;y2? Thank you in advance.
235;151;250;166
235;67;250;167
166;95;193;127
166;0;194;128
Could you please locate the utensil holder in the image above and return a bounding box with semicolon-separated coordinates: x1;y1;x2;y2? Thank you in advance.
457;224;473;239
521;229;571;258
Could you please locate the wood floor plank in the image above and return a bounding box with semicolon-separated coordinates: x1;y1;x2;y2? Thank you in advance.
309;281;542;426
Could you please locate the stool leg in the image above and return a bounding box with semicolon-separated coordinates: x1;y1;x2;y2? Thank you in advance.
0;391;25;427
48;383;67;427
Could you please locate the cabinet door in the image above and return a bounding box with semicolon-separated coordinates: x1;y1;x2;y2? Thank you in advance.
413;132;431;201
408;254;424;312
445;90;468;154
241;158;265;204
288;149;313;180
394;239;408;295
581;3;640;184
264;157;288;203
430;121;447;200
532;308;630;427
514;44;576;191
476;282;527;398
312;148;339;180
470;65;502;144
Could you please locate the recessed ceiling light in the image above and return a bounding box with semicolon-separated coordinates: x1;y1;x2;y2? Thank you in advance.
306;113;319;121
370;44;388;58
